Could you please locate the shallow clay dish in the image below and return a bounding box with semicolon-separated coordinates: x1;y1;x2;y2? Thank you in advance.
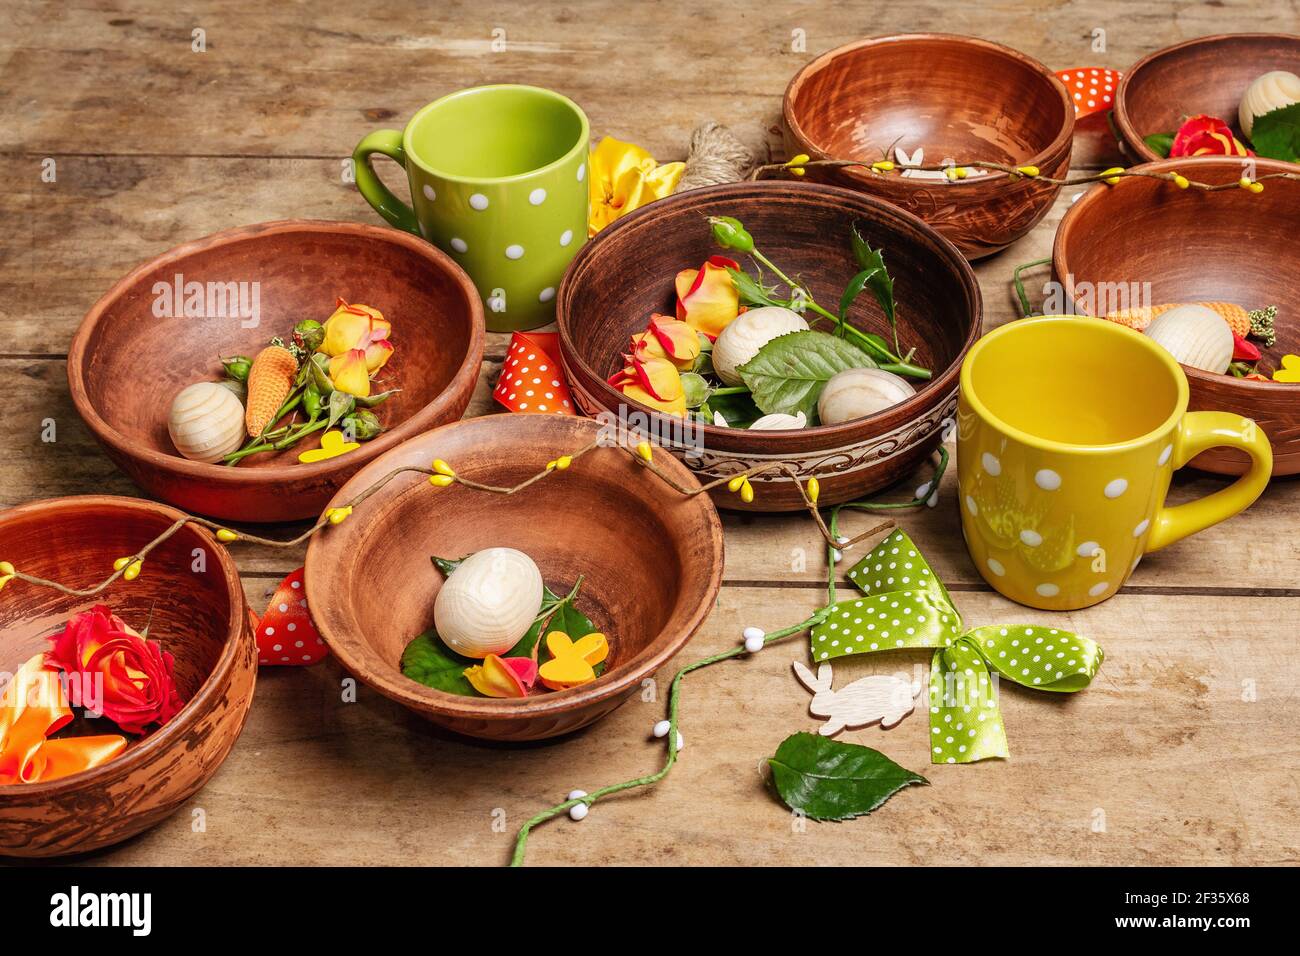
556;180;981;511
1115;33;1300;163
1053;157;1300;475
783;33;1073;258
69;220;485;523
0;496;255;857
304;415;724;741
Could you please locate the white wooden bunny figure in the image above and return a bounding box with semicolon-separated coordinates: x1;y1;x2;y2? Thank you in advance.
792;661;918;737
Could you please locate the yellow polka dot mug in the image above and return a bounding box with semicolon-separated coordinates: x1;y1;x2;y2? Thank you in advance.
957;315;1272;610
353;85;590;333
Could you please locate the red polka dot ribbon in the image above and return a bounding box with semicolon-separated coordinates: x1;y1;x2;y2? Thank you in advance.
493;331;576;415
1055;67;1121;117
255;568;327;666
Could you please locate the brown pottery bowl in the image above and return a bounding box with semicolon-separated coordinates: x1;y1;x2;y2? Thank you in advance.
304;415;724;741
1115;33;1300;164
783;33;1074;258
69;220;485;523
0;496;255;857
556;180;981;511
1053;157;1300;475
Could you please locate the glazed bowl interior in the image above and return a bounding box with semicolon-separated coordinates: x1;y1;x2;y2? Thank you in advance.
1117;34;1300;163
786;34;1070;173
304;415;723;729
558;181;978;438
71;221;482;474
0;498;242;772
1054;158;1300;363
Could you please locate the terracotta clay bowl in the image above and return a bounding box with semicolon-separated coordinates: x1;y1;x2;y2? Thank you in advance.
0;496;255;857
783;33;1074;259
1115;33;1300;164
69;220;485;523
1053;157;1300;475
304;414;724;741
556;180;981;512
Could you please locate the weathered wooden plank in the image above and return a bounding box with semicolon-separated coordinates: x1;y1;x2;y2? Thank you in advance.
78;587;1299;866
1;0;1271;165
0;152;1077;356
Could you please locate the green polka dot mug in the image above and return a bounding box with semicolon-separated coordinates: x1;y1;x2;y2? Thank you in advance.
353;85;589;332
958;315;1272;610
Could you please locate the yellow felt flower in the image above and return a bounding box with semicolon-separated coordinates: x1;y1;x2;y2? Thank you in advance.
588;136;685;237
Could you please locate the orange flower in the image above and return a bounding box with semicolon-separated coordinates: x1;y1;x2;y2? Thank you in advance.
464;654;537;698
321;300;394;373
675;256;741;339
44;605;184;735
1170;114;1252;158
328;348;373;397
609;316;691;417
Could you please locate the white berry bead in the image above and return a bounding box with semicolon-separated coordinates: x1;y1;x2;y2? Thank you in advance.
832;549;843;562
567;789;587;801
743;626;765;641
744;634;765;653
835;535;849;546
569;803;589;821
673;731;685;752
652;720;671;738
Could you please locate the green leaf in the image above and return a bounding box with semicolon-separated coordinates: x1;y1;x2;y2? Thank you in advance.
725;267;785;309
847;224;897;354
1250;102;1300;163
399;631;478;695
707;390;763;428
767;732;928;821
326;389;354;429
1143;132;1174;158
738;330;876;421
431;555;465;577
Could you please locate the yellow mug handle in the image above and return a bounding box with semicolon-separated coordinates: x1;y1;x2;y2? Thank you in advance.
1146;411;1272;552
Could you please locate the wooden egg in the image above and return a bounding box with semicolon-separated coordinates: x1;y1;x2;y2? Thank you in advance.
167;382;246;463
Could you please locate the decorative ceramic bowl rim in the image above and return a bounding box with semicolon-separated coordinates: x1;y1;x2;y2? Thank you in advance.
1052;156;1300;397
556;179;982;442
1113;32;1300;165
66;219;487;489
0;495;248;796
303;415;726;721
782;32;1075;189
399;83;591;186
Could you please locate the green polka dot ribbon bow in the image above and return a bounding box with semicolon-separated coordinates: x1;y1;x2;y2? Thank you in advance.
810;528;1105;764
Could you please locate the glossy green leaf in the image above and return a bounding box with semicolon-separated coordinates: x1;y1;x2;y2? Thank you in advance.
1143;132;1174;158
738;330;875;420
767;732;927;821
1250;102;1300;163
707;390;763;428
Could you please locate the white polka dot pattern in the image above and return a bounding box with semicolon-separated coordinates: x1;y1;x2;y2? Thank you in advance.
810;529;1105;764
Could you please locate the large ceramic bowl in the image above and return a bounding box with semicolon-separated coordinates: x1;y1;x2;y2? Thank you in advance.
783;33;1074;258
556;181;981;511
0;496;255;857
69;220;485;523
1114;33;1300;163
304;415;724;741
1053;157;1300;475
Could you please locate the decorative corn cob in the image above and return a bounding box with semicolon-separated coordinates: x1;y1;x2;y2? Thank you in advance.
1104;301;1251;338
244;344;299;438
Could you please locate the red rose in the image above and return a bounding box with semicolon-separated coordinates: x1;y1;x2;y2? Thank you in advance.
1170;114;1252;158
44;605;185;735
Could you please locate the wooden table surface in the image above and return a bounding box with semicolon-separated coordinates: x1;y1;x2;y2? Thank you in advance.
3;0;1298;866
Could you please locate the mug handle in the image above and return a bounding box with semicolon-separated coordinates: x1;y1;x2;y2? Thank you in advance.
1146;411;1272;552
352;129;420;234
